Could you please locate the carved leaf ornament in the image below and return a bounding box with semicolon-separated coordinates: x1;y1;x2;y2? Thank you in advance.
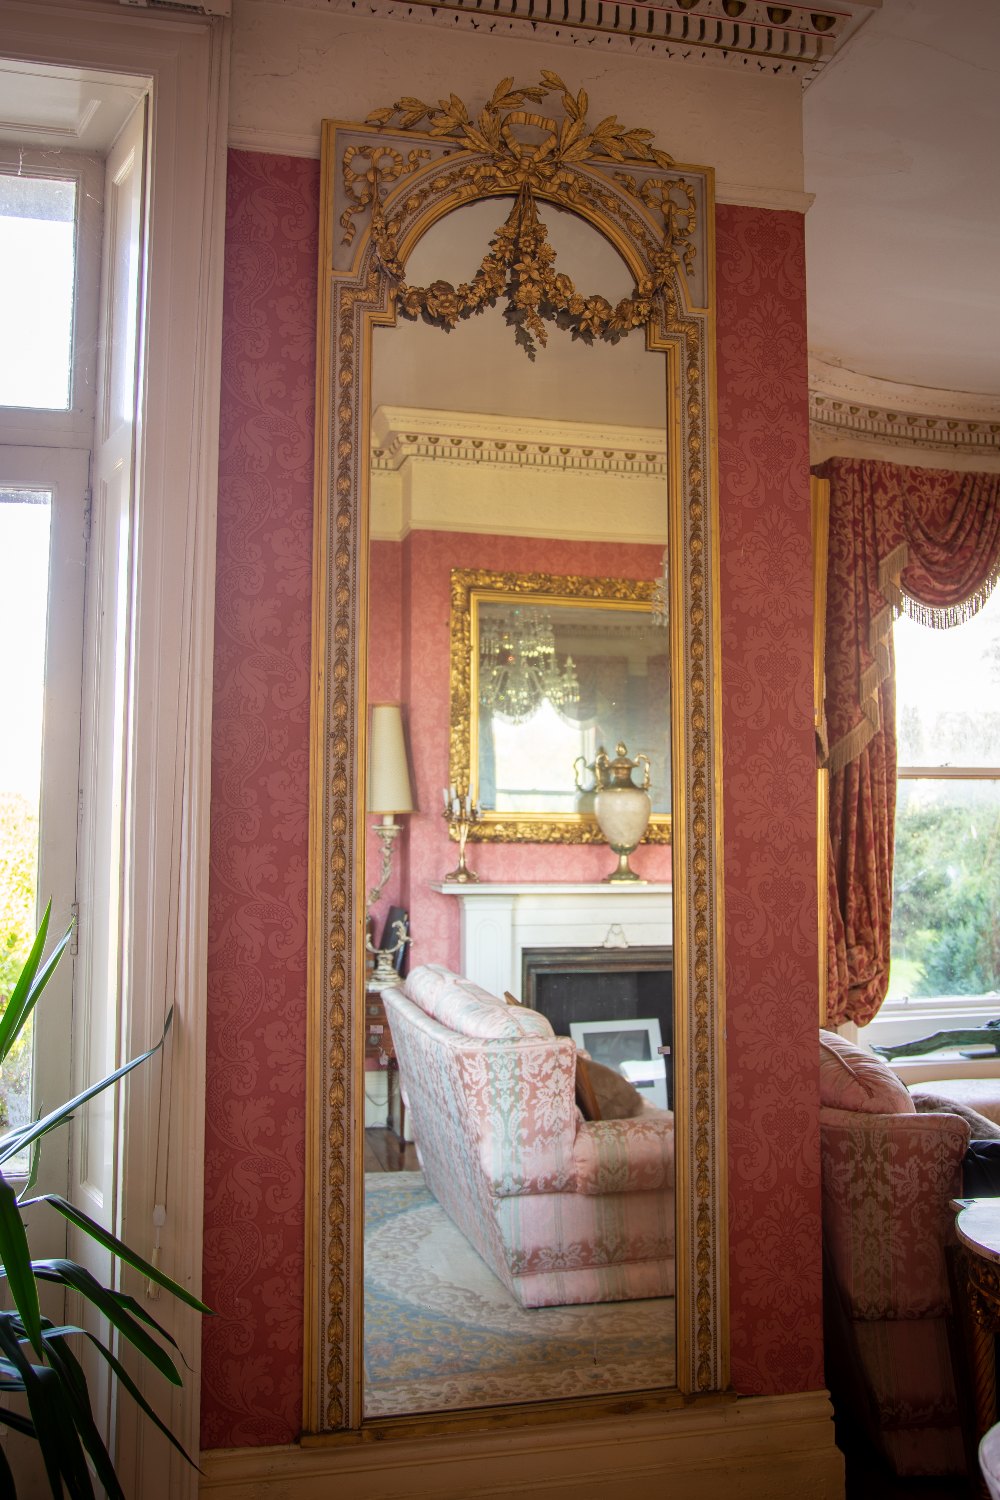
361;73;698;358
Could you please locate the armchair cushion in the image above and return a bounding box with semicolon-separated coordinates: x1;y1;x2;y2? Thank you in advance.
819;1027;915;1115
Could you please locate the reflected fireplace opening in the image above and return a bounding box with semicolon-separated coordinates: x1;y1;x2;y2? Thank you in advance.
522;945;673;1108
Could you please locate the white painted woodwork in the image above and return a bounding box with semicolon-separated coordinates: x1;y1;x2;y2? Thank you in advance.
69;95;146;1454
0;5;229;1495
431;881;673;999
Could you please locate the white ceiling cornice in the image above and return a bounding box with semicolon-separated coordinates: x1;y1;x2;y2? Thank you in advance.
371;406;667;479
809;359;1000;454
245;0;877;80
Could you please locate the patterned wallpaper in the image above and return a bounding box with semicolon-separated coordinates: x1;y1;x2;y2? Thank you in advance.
203;150;318;1448
202;152;823;1447
715;204;823;1392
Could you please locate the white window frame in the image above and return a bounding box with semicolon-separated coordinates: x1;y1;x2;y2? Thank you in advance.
0;5;228;1496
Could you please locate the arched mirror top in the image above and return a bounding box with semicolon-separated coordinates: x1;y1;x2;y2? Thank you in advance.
307;75;727;1435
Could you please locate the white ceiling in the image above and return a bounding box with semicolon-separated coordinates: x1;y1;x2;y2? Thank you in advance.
803;0;1000;400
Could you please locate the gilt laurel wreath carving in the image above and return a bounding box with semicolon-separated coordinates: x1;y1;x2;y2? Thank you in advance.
348;73;698;358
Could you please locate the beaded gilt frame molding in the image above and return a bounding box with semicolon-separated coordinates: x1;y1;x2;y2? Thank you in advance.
307;76;728;1433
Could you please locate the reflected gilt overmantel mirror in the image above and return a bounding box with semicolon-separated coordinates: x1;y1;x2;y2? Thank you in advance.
306;76;727;1435
450;567;672;842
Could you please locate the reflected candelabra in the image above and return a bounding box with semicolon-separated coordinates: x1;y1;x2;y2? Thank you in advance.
442;784;481;884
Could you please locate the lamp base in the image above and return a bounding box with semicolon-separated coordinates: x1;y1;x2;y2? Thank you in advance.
367;949;404;990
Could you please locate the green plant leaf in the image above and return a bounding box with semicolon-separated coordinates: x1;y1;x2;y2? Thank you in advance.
0;1316;94;1499
0;1174;42;1358
20;1193;210;1313
0;1405;37;1438
31;1261;183;1384
43;1330;125;1500
86;1333;202;1472
0;1011;172;1167
0;903;72;1064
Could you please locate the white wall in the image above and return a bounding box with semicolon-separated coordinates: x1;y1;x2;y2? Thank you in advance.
228;0;806;203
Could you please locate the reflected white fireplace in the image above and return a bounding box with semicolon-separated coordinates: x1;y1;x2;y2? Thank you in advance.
429;881;672;998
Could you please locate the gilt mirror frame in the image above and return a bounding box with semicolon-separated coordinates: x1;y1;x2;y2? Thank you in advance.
305;78;728;1435
451;567;673;844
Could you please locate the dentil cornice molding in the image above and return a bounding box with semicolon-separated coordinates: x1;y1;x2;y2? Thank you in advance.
371;407;667;479
809;359;1000;454
253;0;875;81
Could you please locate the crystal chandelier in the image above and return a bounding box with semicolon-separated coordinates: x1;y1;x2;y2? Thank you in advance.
479;608;579;725
651;545;669;626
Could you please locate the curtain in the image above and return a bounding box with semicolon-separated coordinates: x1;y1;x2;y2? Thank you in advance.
819;458;1000;1027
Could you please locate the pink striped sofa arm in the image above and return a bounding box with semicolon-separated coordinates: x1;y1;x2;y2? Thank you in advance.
570;1115;674;1195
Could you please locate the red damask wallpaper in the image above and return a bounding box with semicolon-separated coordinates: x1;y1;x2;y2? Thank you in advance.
203;150;318;1447
202;154;823;1447
716;204;823;1392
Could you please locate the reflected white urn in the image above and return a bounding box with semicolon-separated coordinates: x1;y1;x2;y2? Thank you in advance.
592;742;652;883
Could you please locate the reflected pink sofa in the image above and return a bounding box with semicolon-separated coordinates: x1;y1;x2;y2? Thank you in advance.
819;1028;970;1476
383;964;674;1308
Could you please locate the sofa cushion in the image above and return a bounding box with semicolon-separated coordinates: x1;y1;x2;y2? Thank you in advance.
587;1058;646;1119
911;1090;1000;1140
404;964;554;1042
819;1028;915;1115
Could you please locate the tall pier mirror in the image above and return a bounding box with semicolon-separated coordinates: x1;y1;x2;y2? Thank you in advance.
306;77;728;1435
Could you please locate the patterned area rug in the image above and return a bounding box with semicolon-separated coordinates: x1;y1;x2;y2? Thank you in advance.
364;1172;675;1417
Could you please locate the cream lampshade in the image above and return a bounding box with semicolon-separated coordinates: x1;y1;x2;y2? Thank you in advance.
366;705;414;988
367;703;414;816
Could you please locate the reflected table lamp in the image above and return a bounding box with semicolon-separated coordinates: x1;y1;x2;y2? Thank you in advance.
366;703;414;989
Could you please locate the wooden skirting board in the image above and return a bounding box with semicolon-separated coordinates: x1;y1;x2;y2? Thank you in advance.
200;1390;844;1499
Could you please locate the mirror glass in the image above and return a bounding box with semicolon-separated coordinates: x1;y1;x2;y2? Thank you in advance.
363;194;675;1419
463;582;671;829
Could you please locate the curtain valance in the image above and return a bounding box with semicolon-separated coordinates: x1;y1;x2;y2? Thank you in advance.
818;458;1000;777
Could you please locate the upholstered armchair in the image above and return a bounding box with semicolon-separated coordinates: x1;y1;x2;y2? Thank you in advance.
819;1028;971;1476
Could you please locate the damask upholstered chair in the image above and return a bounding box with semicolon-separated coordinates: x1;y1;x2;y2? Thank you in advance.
383;964;675;1308
819;1028;971;1476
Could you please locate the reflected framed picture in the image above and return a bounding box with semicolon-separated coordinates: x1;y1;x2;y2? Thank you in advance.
570;1017;667;1109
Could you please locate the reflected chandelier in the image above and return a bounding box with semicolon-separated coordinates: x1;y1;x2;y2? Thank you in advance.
479;609;579;724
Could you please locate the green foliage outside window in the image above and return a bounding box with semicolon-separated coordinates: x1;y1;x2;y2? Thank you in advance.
892;785;1000;1000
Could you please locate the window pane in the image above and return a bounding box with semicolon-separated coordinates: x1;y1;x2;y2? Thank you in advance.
0;175;77;411
891;778;1000;1002
895;586;1000;768
0;489;52;1143
896;588;1000;768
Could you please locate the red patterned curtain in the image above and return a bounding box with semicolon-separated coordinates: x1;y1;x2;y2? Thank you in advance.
818;458;1000;1027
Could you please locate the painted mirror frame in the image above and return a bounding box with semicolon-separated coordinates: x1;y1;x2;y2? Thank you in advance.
450;567;673;843
305;80;728;1433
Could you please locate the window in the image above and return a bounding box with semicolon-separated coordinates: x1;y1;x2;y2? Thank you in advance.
0;173;77;410
889;586;1000;1010
0;147;99;1146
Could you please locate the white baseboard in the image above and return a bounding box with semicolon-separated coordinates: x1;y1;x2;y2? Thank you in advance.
200;1390;843;1499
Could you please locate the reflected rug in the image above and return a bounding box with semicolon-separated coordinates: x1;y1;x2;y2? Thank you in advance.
364;1172;675;1417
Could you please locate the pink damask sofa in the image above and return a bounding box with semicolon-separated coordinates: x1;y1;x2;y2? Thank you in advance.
383;964;674;1308
819;1028;971;1476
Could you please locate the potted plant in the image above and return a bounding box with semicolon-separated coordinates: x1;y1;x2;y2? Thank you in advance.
0;903;208;1497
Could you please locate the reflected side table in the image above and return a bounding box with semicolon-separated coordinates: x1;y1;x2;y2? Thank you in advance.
953;1199;1000;1490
